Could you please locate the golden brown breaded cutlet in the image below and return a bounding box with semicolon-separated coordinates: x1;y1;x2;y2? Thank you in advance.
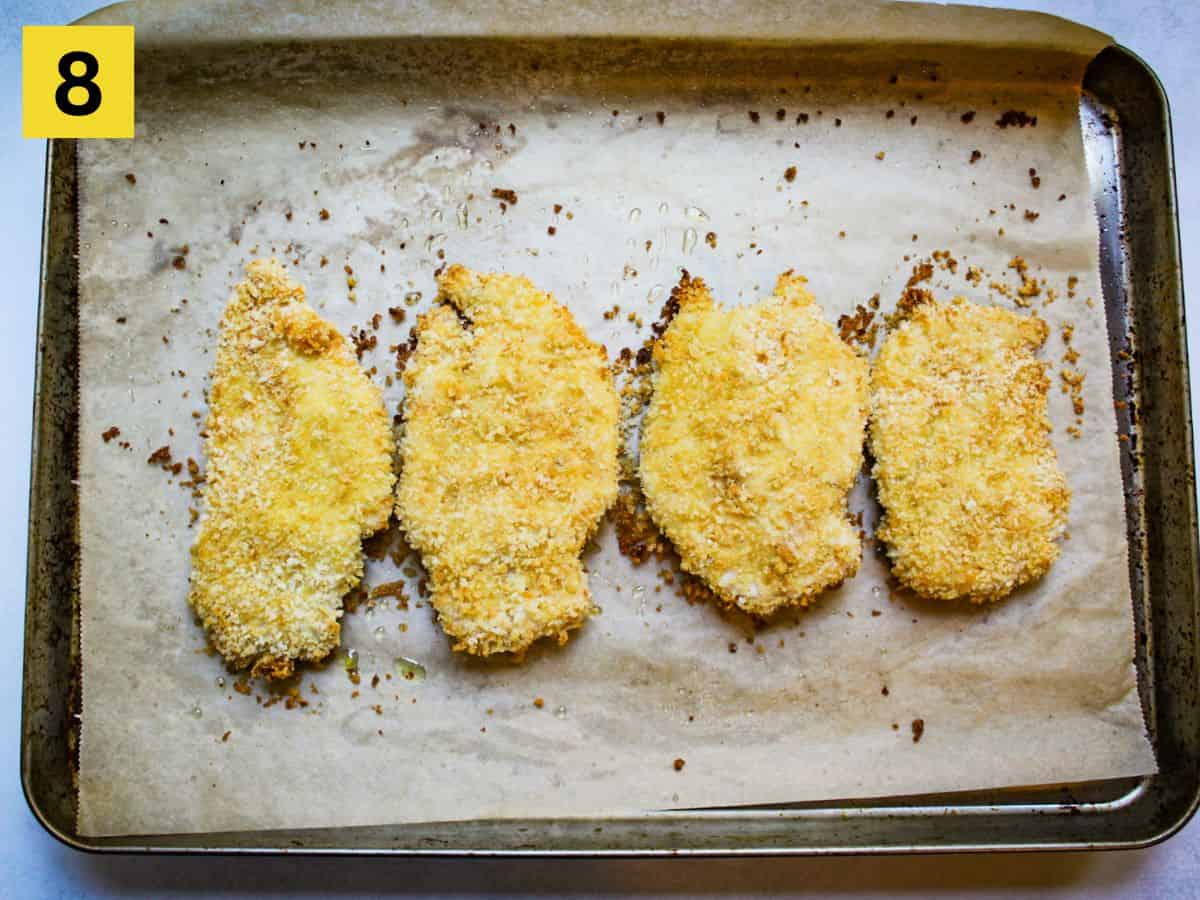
639;271;869;617
189;259;395;679
869;298;1069;602
396;264;620;656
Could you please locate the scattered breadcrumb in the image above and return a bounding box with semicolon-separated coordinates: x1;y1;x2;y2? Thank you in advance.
996;110;1038;128
1005;256;1041;307
838;303;878;352
491;188;519;207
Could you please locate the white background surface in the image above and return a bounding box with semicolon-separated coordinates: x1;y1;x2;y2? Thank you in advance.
1;0;1197;896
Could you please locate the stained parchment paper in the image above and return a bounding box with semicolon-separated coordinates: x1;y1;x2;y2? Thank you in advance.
74;0;1155;837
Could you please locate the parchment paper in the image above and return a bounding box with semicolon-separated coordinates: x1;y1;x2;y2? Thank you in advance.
74;0;1155;837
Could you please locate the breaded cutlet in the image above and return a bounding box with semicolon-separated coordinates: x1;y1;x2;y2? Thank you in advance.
639;271;869;617
189;259;395;679
396;264;620;656
869;297;1070;601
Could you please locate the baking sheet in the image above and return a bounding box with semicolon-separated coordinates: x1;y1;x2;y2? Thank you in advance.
74;0;1155;837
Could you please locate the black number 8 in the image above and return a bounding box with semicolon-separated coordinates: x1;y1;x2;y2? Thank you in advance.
55;51;102;117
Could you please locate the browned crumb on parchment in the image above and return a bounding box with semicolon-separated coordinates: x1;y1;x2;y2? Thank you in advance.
179;458;205;505
996;110;1037;128
911;719;925;743
931;249;958;274
885;261;936;328
612;487;668;565
101;426;121;442
837;303;878;352
342;584;369;617
368;580;410;604
890;287;933;326
1007;256;1042;307
1060;326;1086;437
611;336;671;567
491;188;519;207
391;328;419;377
363;516;410;567
350;325;377;359
147;445;183;476
258;679;311;710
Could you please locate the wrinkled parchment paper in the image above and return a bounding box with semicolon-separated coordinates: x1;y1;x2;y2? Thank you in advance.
74;0;1155;836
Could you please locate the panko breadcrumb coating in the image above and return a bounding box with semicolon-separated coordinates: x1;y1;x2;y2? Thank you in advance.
397;264;620;656
189;260;395;679
870;298;1070;601
639;272;869;616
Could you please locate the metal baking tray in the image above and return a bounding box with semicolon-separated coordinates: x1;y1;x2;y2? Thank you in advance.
22;36;1197;854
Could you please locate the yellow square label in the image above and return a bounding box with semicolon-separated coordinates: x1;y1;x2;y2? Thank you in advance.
23;26;134;138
